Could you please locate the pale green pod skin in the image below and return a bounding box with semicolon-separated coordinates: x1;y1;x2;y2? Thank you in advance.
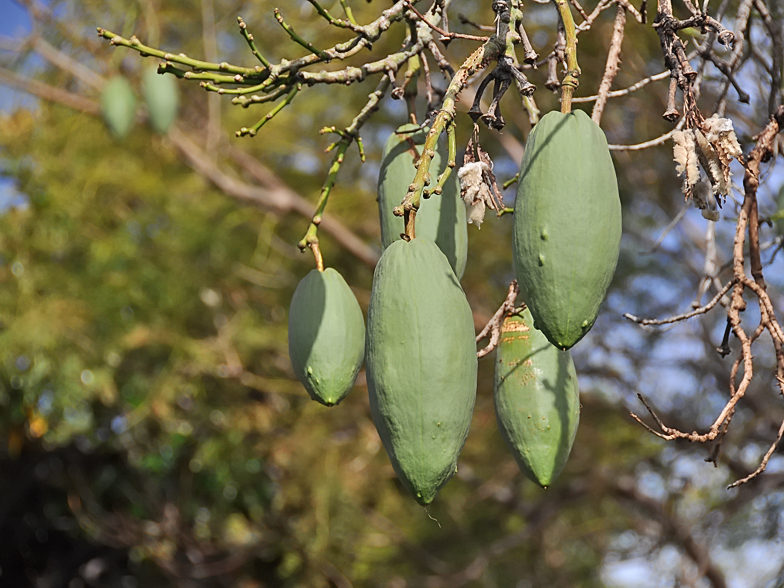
513;110;622;350
288;268;366;407
142;67;180;134
776;185;784;237
494;310;580;488
365;238;477;505
101;77;137;139
377;124;468;279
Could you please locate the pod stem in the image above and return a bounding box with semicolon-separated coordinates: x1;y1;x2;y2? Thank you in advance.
393;33;505;235
402;54;422;124
554;0;581;113
339;0;358;26
298;140;350;265
309;242;325;271
298;75;391;268
428;121;457;199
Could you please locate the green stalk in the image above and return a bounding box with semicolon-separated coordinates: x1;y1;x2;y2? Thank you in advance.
553;0;581;113
402;54;422;124
274;8;332;61
97;28;264;77
340;0;358;26
298;140;350;256
429;121;456;197
394;39;504;239
236;84;300;137
237;16;271;68
297;76;390;267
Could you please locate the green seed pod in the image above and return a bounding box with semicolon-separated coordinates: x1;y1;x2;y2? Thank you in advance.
377;124;468;279
365;238;477;505
288;268;366;406
142;67;179;134
494;309;580;488
513;109;622;350
775;184;784;238
101;77;137;139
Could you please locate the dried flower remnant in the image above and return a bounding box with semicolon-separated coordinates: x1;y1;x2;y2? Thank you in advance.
458;161;493;227
702;115;743;158
459;131;504;229
692;180;719;221
672;115;743;218
672;129;699;187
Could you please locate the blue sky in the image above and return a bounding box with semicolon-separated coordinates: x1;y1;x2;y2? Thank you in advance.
0;0;30;38
0;0;33;211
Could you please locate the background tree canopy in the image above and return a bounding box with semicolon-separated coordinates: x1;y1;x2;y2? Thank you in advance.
0;0;783;586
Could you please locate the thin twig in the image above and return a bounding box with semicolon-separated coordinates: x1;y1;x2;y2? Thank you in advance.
727;417;784;489
572;69;669;102
623;278;738;326
476;281;520;359
592;3;627;124
403;1;489;41
627;107;784;486
608;127;678;150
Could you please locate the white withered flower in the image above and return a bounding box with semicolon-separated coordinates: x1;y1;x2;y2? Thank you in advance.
672;129;700;192
458;161;493;228
671;115;743;208
702;114;742;159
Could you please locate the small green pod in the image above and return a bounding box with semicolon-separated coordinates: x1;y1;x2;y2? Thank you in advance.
494;309;580;488
288;268;365;406
776;185;784;238
142;67;180;134
513;109;622;349
101;77;137;139
365;238;477;505
377;124;467;279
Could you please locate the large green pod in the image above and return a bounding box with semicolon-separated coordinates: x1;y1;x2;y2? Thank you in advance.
142;67;180;134
101;77;136;139
494;309;580;488
366;238;477;505
288;268;365;407
377;124;467;279
512;109;621;349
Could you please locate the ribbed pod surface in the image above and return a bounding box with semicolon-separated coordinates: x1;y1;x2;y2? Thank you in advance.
288;268;365;406
513;109;622;349
365;238;476;505
494;310;580;488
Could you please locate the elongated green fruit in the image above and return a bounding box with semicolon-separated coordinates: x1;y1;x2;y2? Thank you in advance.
101;77;136;139
513;109;622;349
377;124;467;278
142;67;180;134
494;309;579;488
366;238;477;505
288;268;365;406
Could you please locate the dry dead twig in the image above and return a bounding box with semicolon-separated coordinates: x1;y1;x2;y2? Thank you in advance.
476;281;521;359
628;106;784;488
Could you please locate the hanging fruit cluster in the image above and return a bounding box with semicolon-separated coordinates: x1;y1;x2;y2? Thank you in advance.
287;106;621;503
100;67;179;139
95;0;784;498
93;0;620;505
